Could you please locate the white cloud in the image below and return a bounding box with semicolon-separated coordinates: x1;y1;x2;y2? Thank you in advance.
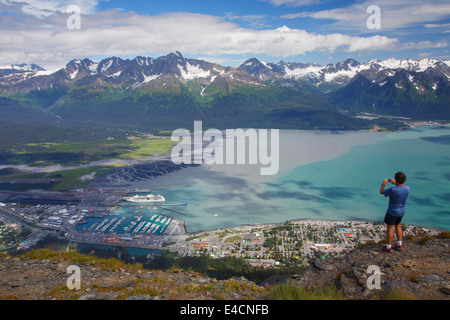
425;23;450;28
224;13;270;28
282;0;450;31
260;0;323;7
0;2;446;68
1;0;101;17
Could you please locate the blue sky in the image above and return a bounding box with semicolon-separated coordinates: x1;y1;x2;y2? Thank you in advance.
0;0;449;68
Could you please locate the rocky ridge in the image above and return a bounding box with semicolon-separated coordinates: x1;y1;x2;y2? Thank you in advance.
285;234;450;300
0;252;266;300
0;233;448;300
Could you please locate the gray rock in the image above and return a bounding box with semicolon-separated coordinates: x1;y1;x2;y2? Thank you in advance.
418;275;441;283
125;295;152;300
383;280;410;291
78;294;97;300
439;285;450;295
339;274;360;296
314;260;333;271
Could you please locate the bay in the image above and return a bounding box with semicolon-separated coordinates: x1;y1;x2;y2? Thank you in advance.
112;125;450;233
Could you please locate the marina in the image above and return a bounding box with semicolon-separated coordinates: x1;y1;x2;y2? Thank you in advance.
73;187;188;237
76;212;173;236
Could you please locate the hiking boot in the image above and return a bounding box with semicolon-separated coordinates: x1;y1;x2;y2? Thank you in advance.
393;244;403;251
381;246;392;253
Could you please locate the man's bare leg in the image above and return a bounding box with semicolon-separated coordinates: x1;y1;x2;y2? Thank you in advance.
394;224;403;250
386;225;394;246
395;224;402;243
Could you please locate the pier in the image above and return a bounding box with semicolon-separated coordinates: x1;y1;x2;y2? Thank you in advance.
122;185;192;194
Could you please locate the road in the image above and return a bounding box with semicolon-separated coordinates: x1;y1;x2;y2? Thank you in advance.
299;224;309;264
0;207;42;231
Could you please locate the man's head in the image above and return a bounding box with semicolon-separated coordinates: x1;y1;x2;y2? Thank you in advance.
395;171;407;185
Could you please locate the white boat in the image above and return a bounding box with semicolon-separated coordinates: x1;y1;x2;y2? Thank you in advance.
124;194;165;203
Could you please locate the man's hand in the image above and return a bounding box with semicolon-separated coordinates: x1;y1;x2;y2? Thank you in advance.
380;179;389;194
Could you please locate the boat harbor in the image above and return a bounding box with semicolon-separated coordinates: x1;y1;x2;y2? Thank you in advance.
77;212;173;236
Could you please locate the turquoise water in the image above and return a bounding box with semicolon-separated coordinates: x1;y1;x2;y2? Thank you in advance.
109;126;450;233
269;126;450;230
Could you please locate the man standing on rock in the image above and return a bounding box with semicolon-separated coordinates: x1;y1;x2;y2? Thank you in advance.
380;171;410;253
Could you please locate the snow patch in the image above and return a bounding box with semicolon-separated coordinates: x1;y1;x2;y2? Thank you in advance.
377;58;438;72
34;69;58;77
100;60;113;73
107;71;122;78
285;65;323;78
69;69;78;79
88;62;99;74
179;62;211;80
261;61;272;70
142;73;161;83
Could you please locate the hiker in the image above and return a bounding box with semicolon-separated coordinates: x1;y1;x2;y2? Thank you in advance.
379;171;410;253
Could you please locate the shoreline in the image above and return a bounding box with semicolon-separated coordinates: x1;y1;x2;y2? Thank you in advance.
1;124;446;175
181;217;445;237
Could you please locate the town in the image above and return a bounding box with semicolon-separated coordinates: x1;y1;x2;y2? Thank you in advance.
0;188;439;268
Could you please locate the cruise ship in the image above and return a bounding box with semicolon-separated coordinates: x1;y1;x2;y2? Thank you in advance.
123;194;165;203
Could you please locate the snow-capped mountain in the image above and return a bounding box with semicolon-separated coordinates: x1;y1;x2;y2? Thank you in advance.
0;63;45;72
1;53;449;121
2;53;449;96
0;52;265;96
239;57;450;88
0;63;49;87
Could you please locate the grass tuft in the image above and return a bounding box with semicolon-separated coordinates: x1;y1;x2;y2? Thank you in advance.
269;284;346;300
437;231;450;239
416;234;435;245
382;289;416;300
19;249;143;272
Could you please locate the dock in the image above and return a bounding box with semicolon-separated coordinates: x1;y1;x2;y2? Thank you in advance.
123;185;192;195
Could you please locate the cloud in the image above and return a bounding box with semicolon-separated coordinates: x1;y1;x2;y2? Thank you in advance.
282;0;450;31
260;0;324;7
0;1;446;68
224;12;270;28
1;0;101;17
425;23;450;28
0;6;404;68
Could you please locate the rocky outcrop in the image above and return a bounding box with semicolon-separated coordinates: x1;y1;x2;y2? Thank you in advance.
0;253;265;300
0;234;448;300
286;234;450;300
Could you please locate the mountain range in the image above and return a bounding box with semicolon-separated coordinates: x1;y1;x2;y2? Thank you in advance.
1;52;449;132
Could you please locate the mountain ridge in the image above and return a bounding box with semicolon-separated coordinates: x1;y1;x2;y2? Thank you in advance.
3;53;449;95
1;52;449;132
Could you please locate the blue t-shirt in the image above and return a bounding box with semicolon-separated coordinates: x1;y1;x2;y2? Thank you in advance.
383;185;410;217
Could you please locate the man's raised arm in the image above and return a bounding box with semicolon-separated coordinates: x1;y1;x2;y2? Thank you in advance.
380;179;389;195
